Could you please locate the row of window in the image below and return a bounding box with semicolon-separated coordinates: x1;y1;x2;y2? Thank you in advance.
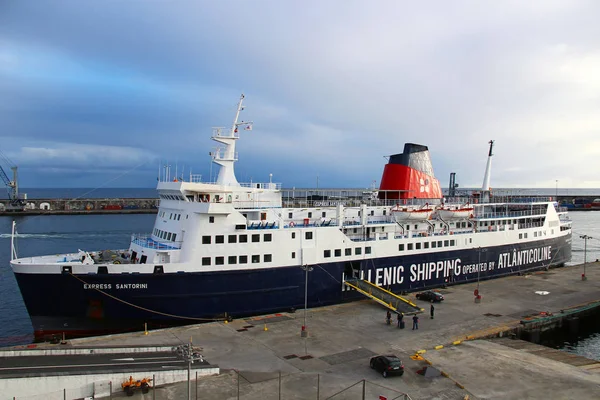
160;194;185;201
324;247;372;258
202;254;272;266
202;233;272;245
158;211;183;220
399;239;455;251
288;209;387;219
154;229;177;242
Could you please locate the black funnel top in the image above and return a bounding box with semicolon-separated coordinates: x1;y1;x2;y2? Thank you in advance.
388;143;434;176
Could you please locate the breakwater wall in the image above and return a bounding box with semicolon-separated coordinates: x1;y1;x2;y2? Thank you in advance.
0;198;159;215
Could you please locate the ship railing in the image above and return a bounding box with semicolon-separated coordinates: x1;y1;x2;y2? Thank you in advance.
239;182;282;190
131;234;182;250
247;221;280;229
212;126;240;139
189;174;203;183
473;210;546;219
282;218;339;228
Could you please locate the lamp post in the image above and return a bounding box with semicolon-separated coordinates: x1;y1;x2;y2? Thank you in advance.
174;342;204;400
580;235;592;281
301;265;313;338
475;247;487;303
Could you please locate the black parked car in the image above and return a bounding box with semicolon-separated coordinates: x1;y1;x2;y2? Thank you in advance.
369;355;404;378
415;290;444;302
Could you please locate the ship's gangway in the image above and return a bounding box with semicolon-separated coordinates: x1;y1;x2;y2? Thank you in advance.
344;278;423;315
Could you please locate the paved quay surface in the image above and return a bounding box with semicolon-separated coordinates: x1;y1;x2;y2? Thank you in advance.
50;262;600;399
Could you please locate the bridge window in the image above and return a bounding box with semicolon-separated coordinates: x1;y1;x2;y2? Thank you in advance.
252;255;260;263
264;234;272;242
432;241;437;248
228;235;237;243
239;255;248;264
365;247;371;254
216;235;224;244
355;248;362;255
450;240;455;246
399;244;404;251
416;243;421;250
172;234;177;241
424;242;429;249
335;249;341;257
324;250;331;258
202;257;211;266
437;241;442;247
264;254;272;262
444;240;449;247
252;234;260;243
216;256;224;265
345;248;352;256
407;243;413;251
228;256;237;264
239;235;248;243
167;233;172;241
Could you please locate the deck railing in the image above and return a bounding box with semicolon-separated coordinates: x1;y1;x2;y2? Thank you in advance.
131;234;182;250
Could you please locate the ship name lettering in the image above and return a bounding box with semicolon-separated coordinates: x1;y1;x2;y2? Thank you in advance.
116;283;148;289
375;266;404;286
497;246;551;269
83;283;112;290
409;259;461;283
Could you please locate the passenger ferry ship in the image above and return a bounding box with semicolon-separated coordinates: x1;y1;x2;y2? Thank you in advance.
10;95;572;339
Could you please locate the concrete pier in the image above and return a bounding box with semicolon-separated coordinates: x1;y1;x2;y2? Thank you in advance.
0;198;158;215
3;261;600;399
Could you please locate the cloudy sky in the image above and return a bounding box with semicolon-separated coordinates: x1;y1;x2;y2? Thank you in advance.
1;1;599;190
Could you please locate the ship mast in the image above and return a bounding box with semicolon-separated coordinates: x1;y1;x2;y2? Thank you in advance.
211;94;253;186
480;140;494;202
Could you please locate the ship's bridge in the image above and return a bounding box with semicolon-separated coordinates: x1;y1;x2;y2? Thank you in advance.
156;180;282;209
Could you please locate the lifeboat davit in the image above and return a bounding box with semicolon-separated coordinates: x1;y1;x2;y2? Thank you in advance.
437;206;474;220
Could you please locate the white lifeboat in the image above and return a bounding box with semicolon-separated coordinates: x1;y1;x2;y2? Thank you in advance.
437;206;474;220
390;203;434;222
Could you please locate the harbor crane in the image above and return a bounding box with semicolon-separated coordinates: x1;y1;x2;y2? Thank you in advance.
0;150;26;211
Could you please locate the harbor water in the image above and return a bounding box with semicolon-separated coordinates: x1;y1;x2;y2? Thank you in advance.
0;192;599;359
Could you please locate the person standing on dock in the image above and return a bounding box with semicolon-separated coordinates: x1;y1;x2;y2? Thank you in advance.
386;310;392;325
412;314;419;330
397;312;404;329
430;304;435;319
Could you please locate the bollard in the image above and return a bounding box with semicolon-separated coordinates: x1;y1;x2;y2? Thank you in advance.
144;322;148;335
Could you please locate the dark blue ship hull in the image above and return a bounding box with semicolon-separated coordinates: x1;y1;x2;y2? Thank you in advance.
15;234;571;340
